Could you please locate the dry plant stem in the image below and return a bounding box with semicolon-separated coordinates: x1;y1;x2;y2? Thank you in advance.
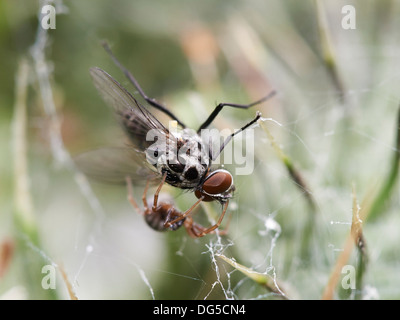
314;0;346;102
58;264;78;300
29;0;103;296
12;59;57;299
351;186;368;300
321;233;353;300
321;187;372;300
30;1;105;223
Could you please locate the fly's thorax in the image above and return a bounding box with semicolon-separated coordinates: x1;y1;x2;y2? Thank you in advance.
152;129;211;188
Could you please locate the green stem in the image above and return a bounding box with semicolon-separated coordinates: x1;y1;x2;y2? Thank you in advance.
259;120;317;260
368;105;400;221
314;0;346;101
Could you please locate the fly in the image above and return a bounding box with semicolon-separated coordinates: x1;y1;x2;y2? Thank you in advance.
75;42;275;236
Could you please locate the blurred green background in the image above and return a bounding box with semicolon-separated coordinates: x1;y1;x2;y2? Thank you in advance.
1;0;400;299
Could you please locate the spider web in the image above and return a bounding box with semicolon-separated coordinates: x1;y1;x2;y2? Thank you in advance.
6;0;400;301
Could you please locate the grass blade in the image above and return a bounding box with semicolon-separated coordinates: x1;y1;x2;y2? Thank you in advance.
217;254;288;299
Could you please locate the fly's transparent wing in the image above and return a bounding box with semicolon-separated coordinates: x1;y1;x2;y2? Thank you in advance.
74;147;159;185
90;67;176;150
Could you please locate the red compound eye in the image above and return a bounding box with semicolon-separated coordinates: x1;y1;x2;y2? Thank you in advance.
195;170;233;202
203;170;232;194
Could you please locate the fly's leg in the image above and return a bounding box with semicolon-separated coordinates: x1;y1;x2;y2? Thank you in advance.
102;41;186;128
213;111;262;160
196;91;276;133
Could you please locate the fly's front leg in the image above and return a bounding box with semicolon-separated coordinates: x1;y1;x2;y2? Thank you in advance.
196;90;276;133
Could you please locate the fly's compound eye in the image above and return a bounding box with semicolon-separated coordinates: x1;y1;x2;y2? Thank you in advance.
195;169;234;202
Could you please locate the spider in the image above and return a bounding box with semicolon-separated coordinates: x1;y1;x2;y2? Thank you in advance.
126;175;229;238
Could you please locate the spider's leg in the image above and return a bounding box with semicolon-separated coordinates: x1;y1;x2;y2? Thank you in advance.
189;200;229;238
164;196;203;228
126;176;143;215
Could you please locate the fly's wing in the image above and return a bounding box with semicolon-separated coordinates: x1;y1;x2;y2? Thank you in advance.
74;147;159;185
90;67;175;150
